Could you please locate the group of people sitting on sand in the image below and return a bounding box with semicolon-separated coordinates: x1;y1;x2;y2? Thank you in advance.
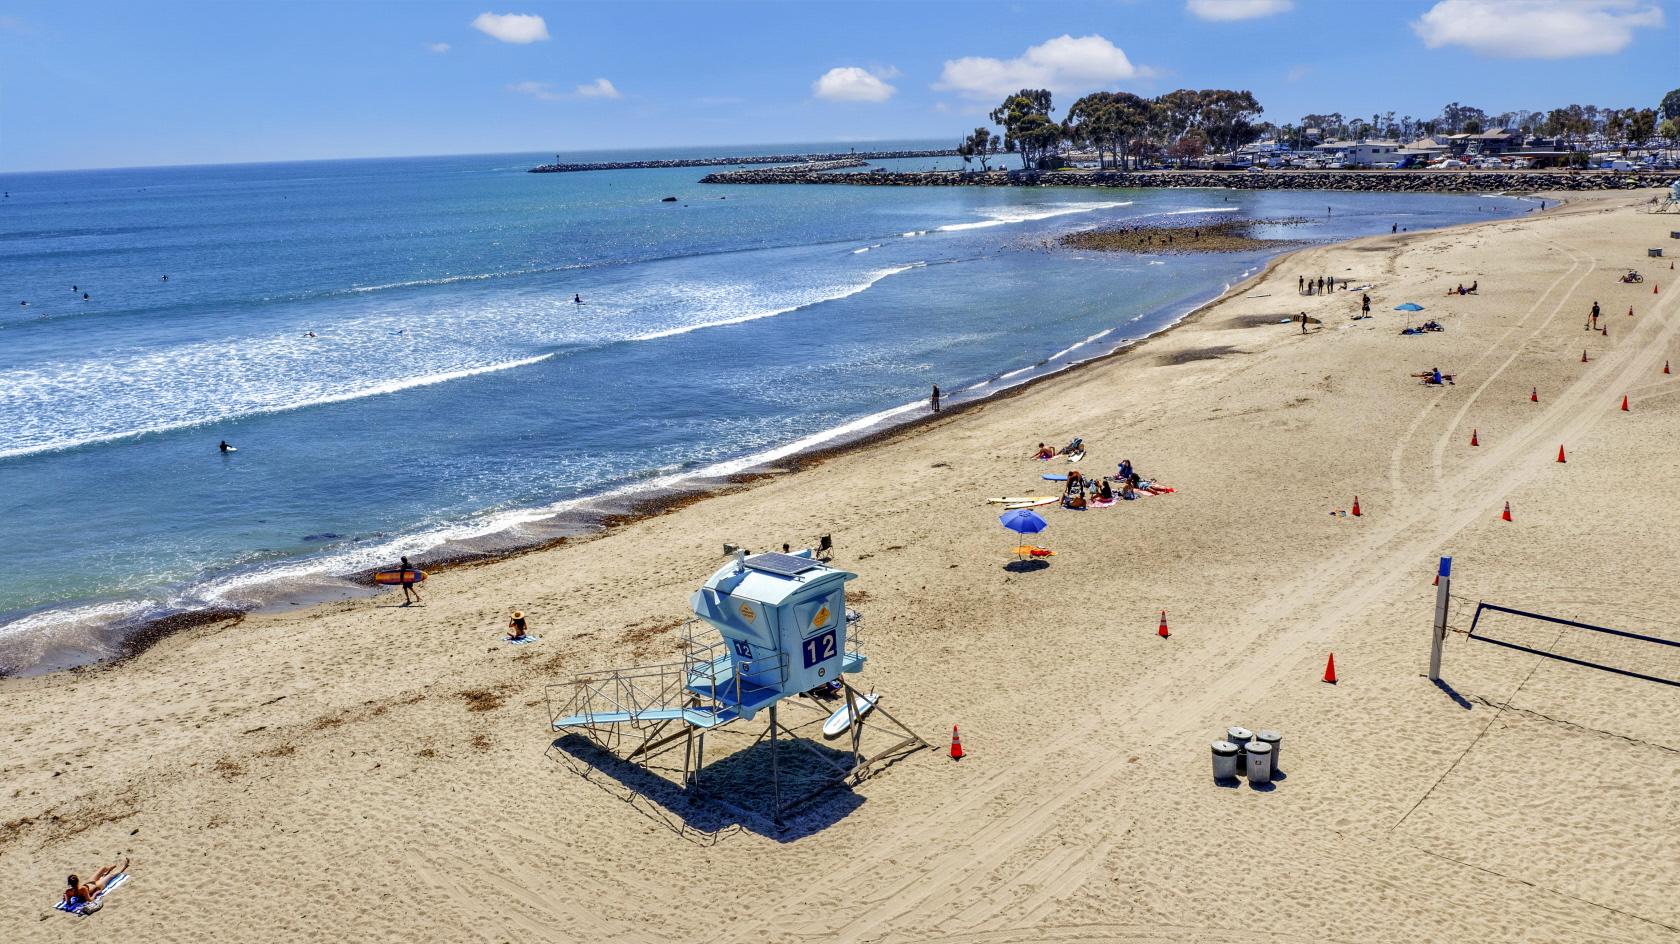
1413;367;1456;386
1060;459;1172;508
1448;281;1479;295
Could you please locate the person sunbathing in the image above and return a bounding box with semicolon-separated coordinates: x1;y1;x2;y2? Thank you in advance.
1033;443;1055;460
1120;480;1138;500
63;858;127;912
1097;478;1114;502
1413;368;1456;385
1116;459;1133;482
506;610;529;641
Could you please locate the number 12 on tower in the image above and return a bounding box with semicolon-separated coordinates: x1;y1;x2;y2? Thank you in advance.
802;629;837;667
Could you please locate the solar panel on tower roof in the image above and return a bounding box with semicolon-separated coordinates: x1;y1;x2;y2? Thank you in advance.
744;552;824;578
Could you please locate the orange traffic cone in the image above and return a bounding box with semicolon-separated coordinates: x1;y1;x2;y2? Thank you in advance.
1582;349;1589;363
1556;444;1567;463
1432;573;1439;586
1157;610;1170;638
1601;326;1608;337
1470;428;1479;446
1628;306;1634;317
1621;394;1629;412
1655;283;1660;294
1323;653;1338;684
1530;387;1539;403
1502;501;1513;522
1351;496;1362;517
1665;360;1671;375
949;724;964;760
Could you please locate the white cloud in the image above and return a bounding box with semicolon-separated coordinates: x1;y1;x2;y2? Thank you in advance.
1285;64;1310;82
812;66;898;103
1186;0;1294;20
1411;0;1663;57
427;42;451;54
574;78;621;99
471;12;549;44
508;79;621;102
508;81;562;101
935;35;1147;100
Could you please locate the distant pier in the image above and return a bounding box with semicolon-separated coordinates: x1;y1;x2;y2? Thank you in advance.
528;149;960;173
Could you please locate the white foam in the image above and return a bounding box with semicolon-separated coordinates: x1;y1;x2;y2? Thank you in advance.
1161;207;1229;216
935;200;1134;232
628;264;916;341
0;352;556;461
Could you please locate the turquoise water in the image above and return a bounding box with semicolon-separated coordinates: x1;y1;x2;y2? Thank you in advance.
0;143;1533;671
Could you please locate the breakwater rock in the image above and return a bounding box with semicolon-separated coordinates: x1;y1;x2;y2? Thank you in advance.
529;149;957;173
699;167;1680;193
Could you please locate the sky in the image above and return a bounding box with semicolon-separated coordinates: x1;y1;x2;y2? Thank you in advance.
0;0;1674;172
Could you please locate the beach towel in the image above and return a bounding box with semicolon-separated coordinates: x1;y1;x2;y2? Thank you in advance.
55;874;128;916
505;635;541;645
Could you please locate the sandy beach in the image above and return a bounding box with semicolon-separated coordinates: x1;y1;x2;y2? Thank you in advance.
6;189;1680;943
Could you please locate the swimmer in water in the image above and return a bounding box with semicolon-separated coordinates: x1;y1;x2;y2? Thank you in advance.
161;275;169;282
82;293;89;300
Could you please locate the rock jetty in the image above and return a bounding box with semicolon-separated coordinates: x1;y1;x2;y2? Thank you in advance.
529;149;957;173
699;166;1680;193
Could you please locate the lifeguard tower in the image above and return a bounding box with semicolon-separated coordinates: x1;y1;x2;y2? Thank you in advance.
547;550;928;827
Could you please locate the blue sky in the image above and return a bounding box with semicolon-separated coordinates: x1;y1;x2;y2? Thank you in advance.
1;0;1673;171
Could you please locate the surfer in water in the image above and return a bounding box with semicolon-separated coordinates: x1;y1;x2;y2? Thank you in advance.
399;556;422;605
573;294;583;304
218;440;234;453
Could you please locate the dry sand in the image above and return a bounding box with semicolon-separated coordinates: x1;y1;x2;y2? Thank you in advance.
6;190;1680;943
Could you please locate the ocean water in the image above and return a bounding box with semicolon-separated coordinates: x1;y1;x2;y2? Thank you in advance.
0;144;1534;672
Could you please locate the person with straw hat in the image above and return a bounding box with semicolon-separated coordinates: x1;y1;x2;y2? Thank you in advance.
506;610;529;642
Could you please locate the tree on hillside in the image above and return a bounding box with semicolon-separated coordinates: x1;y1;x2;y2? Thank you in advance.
1660;118;1679;141
1066;91;1153;169
957;127;996;171
1199;89;1264;158
1156;89;1209;143
990;89;1059;169
1662;88;1680;122
1604;108;1629;142
1628;108;1657;145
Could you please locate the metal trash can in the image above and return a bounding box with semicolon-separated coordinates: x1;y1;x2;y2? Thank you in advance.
1211;740;1240;782
1226;727;1253;775
1256;730;1282;774
1245;739;1274;786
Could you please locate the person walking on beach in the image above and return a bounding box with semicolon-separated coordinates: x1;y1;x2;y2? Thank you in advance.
1591;301;1600;329
1300;311;1309;334
399;555;422;605
1298;275;1304;294
930;384;941;413
1316;276;1324;294
1361;293;1371;315
1392;223;1398;234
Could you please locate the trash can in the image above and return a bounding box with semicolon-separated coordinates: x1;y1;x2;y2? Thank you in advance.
1245;739;1274;786
1211;740;1240;782
1256;730;1282;774
1651;248;1664;258
1226;727;1253;775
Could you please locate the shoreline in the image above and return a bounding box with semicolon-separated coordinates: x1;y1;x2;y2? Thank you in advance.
0;192;1509;678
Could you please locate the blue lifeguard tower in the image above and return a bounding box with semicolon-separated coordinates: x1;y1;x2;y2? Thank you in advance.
547;550;928;827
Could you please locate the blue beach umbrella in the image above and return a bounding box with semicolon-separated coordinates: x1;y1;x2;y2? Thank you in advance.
999;509;1048;534
1394;302;1425;312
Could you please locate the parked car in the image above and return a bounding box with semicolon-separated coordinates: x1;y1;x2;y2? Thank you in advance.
1510;158;1531;169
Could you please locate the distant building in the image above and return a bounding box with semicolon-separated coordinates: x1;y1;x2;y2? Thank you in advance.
1312;139;1401;167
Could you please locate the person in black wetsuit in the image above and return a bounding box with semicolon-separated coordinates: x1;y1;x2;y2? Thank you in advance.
218;440;233;452
399;555;422;605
